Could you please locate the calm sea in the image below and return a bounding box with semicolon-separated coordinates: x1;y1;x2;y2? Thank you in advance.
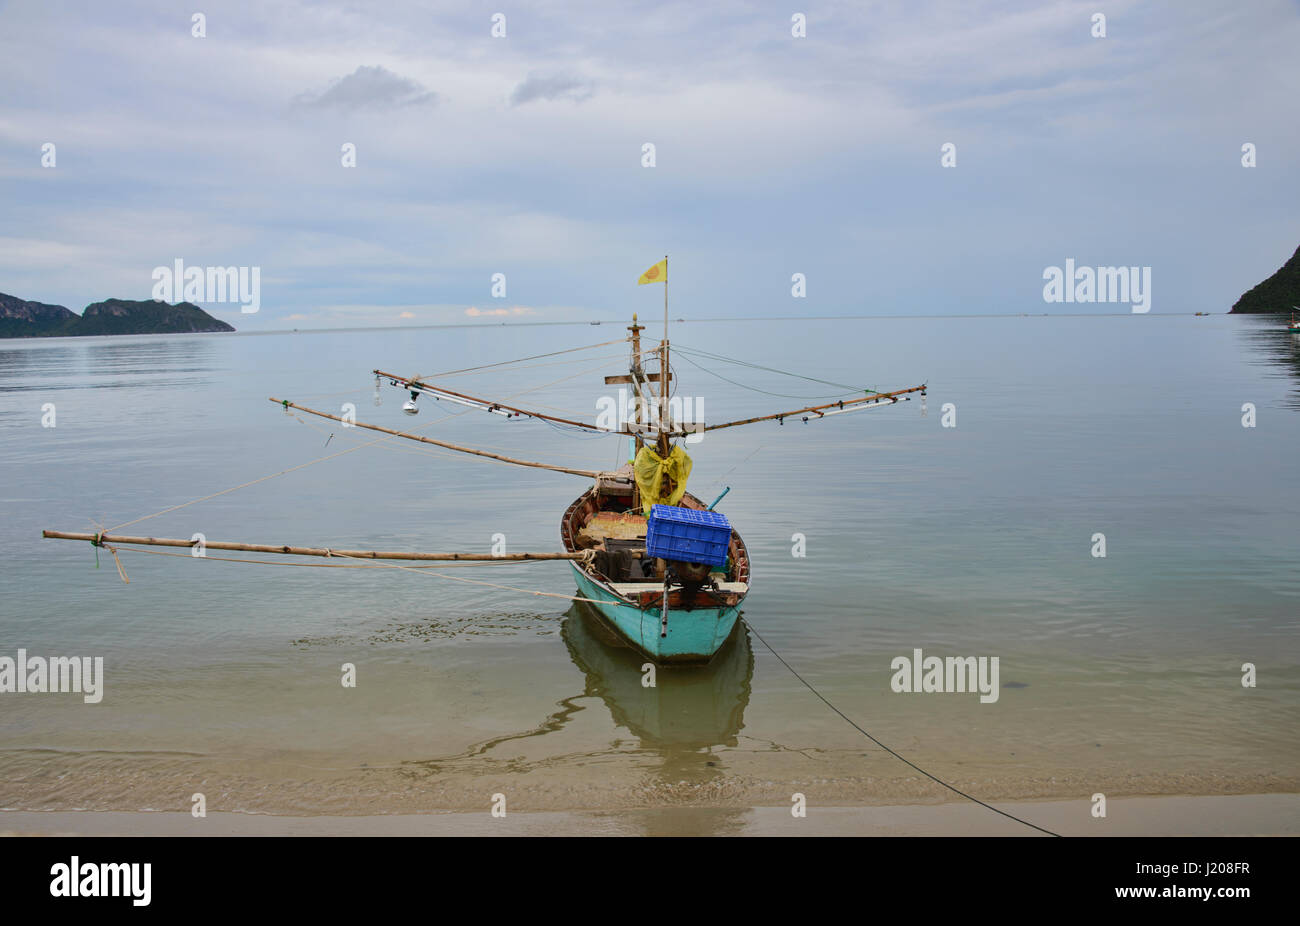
2;314;1298;827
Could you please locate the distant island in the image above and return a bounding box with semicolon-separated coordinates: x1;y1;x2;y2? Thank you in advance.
0;293;236;338
1230;243;1300;313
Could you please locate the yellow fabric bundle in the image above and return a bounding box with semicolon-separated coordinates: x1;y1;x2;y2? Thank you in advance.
633;444;692;514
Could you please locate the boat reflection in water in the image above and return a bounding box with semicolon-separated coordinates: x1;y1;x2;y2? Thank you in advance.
561;602;756;834
561;603;752;769
397;605;755;835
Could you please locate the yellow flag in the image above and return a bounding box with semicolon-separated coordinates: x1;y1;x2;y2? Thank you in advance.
637;259;666;285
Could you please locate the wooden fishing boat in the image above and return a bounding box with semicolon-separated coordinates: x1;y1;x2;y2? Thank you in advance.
42;258;924;665
560;478;751;663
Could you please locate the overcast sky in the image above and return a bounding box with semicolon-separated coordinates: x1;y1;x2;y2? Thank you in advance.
2;0;1298;328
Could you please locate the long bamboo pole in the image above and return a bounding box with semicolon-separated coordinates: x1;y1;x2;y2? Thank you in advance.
702;384;927;432
41;531;587;562
269;398;601;478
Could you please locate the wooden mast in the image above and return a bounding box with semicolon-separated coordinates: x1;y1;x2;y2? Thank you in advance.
629;313;644;455
628;313;644;512
657;254;670;456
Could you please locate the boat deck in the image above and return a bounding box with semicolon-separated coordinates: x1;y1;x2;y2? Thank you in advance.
608;581;749;596
559;467;750;612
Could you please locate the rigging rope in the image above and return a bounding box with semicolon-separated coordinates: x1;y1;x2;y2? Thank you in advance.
676;352;855;401
742;620;1061;837
674;344;877;395
290;351;631;399
103;437;394;533
102;354;619;534
419;338;629;378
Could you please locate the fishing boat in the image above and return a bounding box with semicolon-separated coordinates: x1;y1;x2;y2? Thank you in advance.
42;258;924;665
1289;309;1300;332
560;473;751;663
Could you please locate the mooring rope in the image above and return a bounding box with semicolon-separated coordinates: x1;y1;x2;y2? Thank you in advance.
743;620;1061;837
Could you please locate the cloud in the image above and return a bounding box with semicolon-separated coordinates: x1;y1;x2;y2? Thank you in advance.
5;1;1300;323
293;65;437;111
509;73;595;106
465;306;537;317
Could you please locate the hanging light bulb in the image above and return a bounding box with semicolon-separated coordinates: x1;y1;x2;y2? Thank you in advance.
373;374;382;407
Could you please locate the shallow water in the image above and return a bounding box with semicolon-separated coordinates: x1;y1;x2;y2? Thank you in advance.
1;314;1298;818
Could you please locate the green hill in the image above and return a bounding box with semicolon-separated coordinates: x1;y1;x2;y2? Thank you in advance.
1231;243;1300;313
75;299;237;335
0;293;236;337
0;294;80;337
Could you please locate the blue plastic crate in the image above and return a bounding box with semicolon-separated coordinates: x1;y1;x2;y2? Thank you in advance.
646;504;732;567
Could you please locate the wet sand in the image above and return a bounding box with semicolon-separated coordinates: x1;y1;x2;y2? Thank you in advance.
2;793;1297;837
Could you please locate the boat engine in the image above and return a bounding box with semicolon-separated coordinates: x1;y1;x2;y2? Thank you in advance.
661;558;712;608
669;559;711;587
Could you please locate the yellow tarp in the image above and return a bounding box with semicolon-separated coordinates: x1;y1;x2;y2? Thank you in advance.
634;444;692;514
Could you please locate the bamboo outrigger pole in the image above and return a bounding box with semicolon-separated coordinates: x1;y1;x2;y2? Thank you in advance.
702;384;928;432
268;398;601;478
372;373;607;433
41;531;589;562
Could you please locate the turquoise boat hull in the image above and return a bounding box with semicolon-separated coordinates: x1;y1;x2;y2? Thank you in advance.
570;562;743;664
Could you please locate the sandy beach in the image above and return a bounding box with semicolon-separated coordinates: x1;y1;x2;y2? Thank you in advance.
3;793;1297;837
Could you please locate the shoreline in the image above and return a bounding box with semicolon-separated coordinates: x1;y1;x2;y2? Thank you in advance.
3;793;1297;837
